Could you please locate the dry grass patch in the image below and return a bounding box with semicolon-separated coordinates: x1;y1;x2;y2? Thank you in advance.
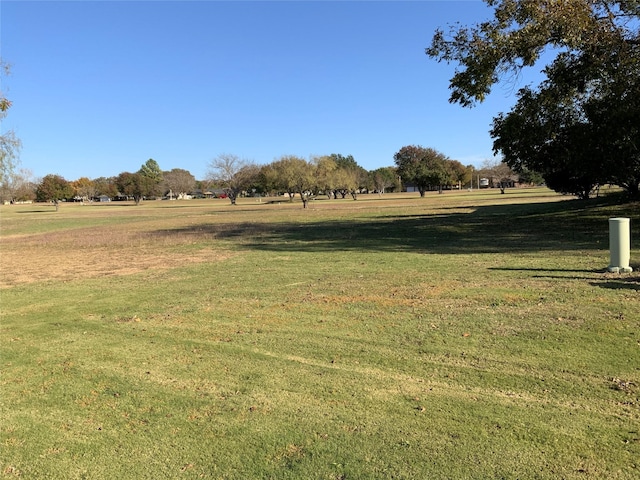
0;224;233;288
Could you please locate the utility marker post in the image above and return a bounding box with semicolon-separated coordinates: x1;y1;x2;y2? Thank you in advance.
607;218;633;273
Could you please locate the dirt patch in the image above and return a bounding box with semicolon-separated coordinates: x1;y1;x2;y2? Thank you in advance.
0;227;233;288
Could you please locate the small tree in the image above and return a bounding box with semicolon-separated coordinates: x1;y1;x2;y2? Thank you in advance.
115;172;146;205
445;160;473;189
330;154;366;199
207;154;257;205
269;155;316;208
314;156;339;199
138;159;163;199
93;177;119;199
479;159;516;194
72;177;97;202
35;174;74;210
394;146;449;195
1;168;35;204
333;167;359;200
236;163;263;198
370;167;399;195
163;168;196;199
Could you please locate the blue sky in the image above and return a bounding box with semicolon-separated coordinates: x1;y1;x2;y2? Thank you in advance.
2;1;544;181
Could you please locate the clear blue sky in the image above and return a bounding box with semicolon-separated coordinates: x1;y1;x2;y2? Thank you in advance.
2;0;544;181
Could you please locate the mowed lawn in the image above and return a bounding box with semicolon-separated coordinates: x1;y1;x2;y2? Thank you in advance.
1;189;639;479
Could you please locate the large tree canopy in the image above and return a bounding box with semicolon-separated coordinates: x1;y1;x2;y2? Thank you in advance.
35;174;74;209
428;0;639;107
394;146;450;196
115;172;147;205
427;0;640;197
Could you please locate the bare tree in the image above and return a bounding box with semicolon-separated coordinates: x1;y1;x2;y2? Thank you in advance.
0;168;35;204
207;154;257;205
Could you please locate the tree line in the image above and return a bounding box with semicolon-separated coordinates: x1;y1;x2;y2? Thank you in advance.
2;149;534;208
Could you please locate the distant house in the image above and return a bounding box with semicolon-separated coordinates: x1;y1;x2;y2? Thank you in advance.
97;195;111;202
204;189;228;198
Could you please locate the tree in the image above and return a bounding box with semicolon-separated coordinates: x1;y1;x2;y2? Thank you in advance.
441;160;474;190
0;61;22;201
163;168;196;199
313;156;339;199
115;172;146;205
0;168;35;204
207;154;258;205
332;166;359;200
478;159;517;194
112;160;162;205
138;159;163;199
490;83;606;198
72;177;97;202
394;146;449;196
35;174;74;210
370;167;399;194
93;177;119;199
235;163;263;198
584;60;640;196
427;0;640;197
329;154;367;199
268;155;316;208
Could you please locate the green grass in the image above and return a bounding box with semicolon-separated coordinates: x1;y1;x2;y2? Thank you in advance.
1;189;639;479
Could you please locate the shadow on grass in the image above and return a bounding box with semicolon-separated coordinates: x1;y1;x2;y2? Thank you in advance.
14;208;57;213
590;272;640;291
490;267;602;273
593;280;640;291
153;196;637;256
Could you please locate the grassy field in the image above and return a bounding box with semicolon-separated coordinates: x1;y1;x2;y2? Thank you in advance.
1;188;639;479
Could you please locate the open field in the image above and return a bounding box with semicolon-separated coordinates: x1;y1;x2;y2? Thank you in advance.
1;188;639;479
